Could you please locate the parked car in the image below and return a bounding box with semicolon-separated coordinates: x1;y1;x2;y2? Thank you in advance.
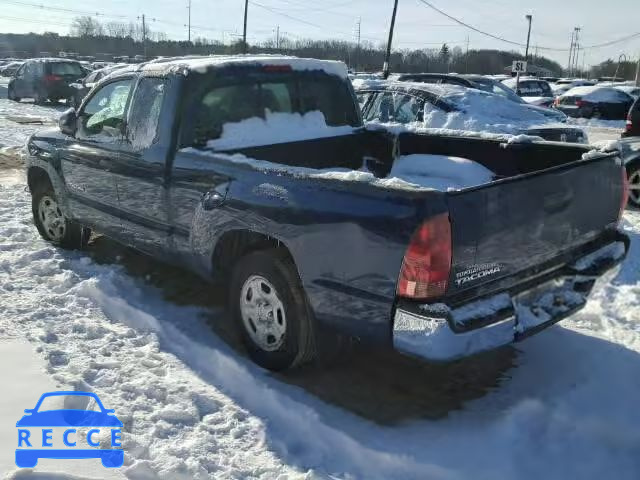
618;133;640;207
67;64;131;109
551;78;595;96
357;82;587;143
25;56;628;371
623;97;640;139
501;77;555;107
554;86;635;120
390;72;569;122
0;61;24;77
614;85;640;101
8;59;86;104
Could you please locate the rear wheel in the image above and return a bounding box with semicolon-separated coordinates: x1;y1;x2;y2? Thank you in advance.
33;89;47;105
32;183;90;249
627;162;640;209
229;249;315;371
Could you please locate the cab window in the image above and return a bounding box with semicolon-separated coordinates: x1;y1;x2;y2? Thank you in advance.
78;78;134;140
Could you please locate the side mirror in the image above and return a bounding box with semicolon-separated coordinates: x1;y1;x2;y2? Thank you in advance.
59;108;78;136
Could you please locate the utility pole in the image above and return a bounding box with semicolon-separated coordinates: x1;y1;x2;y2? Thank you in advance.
383;0;398;78
187;0;191;43
465;35;469;73
355;17;361;72
275;25;280;50
524;15;532;61
573;28;581;75
243;0;249;54
567;29;575;75
142;14;147;58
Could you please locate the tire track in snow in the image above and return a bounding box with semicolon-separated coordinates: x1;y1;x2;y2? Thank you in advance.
2;178;640;480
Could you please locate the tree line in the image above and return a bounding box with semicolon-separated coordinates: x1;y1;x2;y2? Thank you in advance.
2;15;635;80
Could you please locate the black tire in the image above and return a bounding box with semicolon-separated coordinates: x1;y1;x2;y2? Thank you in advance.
7;85;20;102
31;182;90;249
229;249;316;371
627;161;640;209
33;89;47;105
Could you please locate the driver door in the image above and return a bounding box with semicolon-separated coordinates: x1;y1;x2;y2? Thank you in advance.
60;76;135;237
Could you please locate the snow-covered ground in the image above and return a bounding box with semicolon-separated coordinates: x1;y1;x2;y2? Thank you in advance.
1;84;640;480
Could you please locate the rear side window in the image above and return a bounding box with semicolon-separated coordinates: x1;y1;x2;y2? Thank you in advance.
189;74;359;146
126;77;167;150
50;62;84;76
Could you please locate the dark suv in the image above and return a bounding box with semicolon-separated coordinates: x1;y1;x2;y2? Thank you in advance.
622;97;640;138
7;58;86;104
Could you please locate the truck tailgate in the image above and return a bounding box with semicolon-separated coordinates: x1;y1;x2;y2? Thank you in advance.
446;154;623;297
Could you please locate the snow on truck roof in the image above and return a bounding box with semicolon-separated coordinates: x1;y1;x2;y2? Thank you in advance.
138;55;348;79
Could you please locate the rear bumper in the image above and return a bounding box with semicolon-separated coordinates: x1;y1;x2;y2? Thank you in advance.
393;232;629;362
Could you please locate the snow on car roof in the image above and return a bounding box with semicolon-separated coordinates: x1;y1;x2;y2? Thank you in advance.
139;54;348;79
560;85;632;102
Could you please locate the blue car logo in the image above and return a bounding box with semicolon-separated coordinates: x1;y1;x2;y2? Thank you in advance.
16;391;123;468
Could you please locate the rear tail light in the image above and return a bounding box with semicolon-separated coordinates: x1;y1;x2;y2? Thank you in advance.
397;213;452;300
553;97;560;107
44;74;62;82
575;99;585;108
619;166;629;221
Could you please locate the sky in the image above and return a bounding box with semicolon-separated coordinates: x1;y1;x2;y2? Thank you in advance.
0;0;639;69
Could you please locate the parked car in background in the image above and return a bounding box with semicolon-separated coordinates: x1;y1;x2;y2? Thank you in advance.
622;97;640;138
356;81;587;143
554;86;635;120
552;78;595;96
614;85;640;101
67;64;131;108
24;56;628;371
501;77;555;107
0;61;24;77
8;59;86;104
389;72;569;123
618;132;640;207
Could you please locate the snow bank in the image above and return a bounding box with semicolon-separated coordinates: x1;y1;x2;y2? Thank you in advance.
208;110;355;150
3;175;640;480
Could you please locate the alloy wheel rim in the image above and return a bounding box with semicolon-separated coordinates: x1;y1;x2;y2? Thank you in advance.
240;275;287;352
629;170;640;205
38;195;66;242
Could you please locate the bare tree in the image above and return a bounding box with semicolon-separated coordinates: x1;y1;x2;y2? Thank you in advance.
70;16;104;37
105;22;131;38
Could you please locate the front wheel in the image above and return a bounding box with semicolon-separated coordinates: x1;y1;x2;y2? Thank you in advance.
627;163;640;209
7;85;20;102
229;250;315;371
32;183;90;249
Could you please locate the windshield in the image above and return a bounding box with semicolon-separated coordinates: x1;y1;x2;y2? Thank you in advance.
469;78;525;103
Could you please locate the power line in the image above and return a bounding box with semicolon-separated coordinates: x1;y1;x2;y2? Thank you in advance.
416;0;640;52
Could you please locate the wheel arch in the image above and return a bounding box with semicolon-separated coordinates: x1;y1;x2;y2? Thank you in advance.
27;166;53;192
211;229;298;283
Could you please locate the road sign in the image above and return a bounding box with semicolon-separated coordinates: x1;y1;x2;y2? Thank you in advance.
512;60;527;73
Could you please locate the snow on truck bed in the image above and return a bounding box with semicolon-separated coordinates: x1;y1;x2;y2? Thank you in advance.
191;110;494;191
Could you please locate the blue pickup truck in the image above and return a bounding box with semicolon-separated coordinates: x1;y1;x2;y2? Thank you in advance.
25;55;629;371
